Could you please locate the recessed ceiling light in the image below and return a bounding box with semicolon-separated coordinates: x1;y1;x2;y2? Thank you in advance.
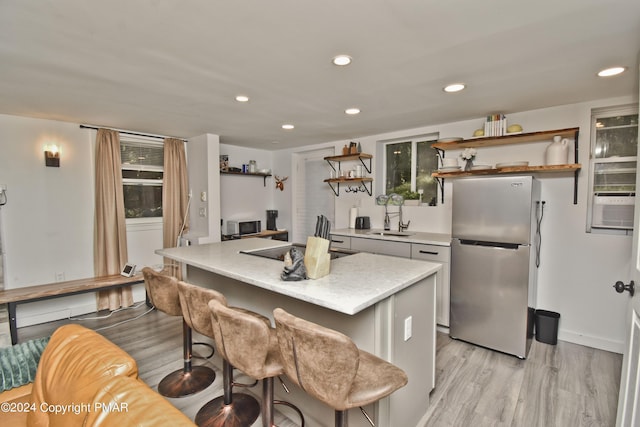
444;83;466;93
597;67;626;77
345;107;360;115
332;55;352;66
282;124;295;130
235;95;249;102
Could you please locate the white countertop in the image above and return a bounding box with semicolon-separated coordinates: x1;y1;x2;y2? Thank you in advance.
331;228;452;246
156;239;441;315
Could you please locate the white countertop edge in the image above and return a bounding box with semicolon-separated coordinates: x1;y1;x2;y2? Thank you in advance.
156;239;441;315
331;228;452;246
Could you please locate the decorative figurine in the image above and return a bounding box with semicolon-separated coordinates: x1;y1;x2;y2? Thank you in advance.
281;247;307;281
275;175;288;191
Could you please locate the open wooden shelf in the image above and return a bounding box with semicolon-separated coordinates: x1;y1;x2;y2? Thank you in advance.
431;127;581;204
323;177;373;196
433;128;580;151
324;153;373;162
432;163;581;178
220;170;272;186
324;153;373;196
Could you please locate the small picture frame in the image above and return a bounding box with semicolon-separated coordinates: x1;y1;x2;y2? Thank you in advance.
220;155;229;171
121;263;136;277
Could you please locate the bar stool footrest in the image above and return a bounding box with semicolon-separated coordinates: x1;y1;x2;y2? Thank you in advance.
158;365;216;398
193;341;215;359
195;393;260;427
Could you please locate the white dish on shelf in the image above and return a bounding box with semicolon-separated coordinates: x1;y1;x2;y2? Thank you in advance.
470;164;492;170
437;137;463;143
438;166;462;172
258;168;271;174
496;161;529;168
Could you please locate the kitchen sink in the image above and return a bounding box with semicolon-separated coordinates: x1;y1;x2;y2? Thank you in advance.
367;231;414;237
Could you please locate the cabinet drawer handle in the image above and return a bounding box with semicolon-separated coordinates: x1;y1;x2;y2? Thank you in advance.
332;239;344;244
419;250;439;255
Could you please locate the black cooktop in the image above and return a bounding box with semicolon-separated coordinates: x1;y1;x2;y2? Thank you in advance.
241;243;356;261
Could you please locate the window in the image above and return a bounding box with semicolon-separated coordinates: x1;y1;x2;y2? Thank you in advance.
587;105;638;232
120;139;164;219
383;136;439;205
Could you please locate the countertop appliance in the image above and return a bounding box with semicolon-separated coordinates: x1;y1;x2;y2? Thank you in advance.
355;216;370;229
450;176;541;358
266;210;278;231
227;220;261;236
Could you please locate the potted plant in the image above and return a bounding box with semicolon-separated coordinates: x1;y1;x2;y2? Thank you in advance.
402;191;421;206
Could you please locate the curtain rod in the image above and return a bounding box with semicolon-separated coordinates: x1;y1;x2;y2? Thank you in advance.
79;124;187;142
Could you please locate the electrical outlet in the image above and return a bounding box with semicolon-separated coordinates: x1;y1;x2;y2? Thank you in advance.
55;272;65;282
199;207;207;217
404;316;412;341
200;191;207;202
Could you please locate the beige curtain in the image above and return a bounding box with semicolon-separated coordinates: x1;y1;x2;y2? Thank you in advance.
163;138;189;279
94;128;133;310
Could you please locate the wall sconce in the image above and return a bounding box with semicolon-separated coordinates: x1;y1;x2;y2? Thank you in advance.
44;144;60;167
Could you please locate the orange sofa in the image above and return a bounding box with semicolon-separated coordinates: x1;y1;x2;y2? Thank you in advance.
0;324;195;426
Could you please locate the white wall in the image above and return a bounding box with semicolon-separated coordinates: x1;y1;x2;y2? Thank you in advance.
219;144;280;234
0;114;173;326
186;133;221;244
274;96;637;353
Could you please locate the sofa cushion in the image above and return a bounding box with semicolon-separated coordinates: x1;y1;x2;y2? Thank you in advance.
84;375;196;426
27;324;138;427
0;336;50;392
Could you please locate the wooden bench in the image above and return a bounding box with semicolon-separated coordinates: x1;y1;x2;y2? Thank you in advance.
0;274;144;345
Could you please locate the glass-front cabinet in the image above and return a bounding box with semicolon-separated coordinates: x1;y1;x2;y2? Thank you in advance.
587;105;638;232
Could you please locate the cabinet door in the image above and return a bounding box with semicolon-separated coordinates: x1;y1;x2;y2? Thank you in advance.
351;237;411;258
329;235;351;250
412;243;451;327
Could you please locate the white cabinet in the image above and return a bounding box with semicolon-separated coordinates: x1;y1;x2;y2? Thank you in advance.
335;234;451;328
350;237;411;258
411;243;451;328
329;235;351;250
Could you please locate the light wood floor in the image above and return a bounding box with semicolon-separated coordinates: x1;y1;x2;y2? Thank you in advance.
16;304;622;427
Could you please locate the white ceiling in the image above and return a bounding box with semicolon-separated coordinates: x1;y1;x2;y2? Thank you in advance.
1;0;639;150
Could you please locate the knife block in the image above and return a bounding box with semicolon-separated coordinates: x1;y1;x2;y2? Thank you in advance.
304;236;330;279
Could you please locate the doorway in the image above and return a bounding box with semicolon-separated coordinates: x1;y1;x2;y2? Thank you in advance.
292;148;335;244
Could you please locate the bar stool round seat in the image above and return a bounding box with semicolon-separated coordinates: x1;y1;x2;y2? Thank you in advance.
141;267;215;398
177;281;263;427
273;308;408;427
209;300;304;427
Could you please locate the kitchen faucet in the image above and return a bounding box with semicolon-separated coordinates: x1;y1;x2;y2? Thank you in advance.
383;204;410;232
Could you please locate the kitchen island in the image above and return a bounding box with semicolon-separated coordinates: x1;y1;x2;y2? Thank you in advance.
157;238;440;427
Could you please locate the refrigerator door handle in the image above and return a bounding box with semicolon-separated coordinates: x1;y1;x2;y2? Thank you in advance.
459;239;520;250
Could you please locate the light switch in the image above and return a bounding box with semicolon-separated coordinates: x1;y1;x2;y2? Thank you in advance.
404;316;412;341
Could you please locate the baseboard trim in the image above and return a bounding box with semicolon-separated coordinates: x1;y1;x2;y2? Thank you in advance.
558;329;624;354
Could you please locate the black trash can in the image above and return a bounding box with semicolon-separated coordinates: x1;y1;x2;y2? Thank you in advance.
535;310;560;345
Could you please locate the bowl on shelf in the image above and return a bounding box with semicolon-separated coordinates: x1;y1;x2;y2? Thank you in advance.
470;164;492;171
258;168;271;174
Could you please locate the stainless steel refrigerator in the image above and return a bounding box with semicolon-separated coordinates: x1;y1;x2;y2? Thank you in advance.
450;176;540;358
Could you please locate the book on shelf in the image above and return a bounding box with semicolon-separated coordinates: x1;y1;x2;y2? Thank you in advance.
483;114;507;137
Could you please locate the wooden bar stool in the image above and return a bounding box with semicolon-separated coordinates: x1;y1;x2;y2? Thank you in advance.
209;299;304;427
177;281;261;427
273;308;408;427
141;267;215;398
